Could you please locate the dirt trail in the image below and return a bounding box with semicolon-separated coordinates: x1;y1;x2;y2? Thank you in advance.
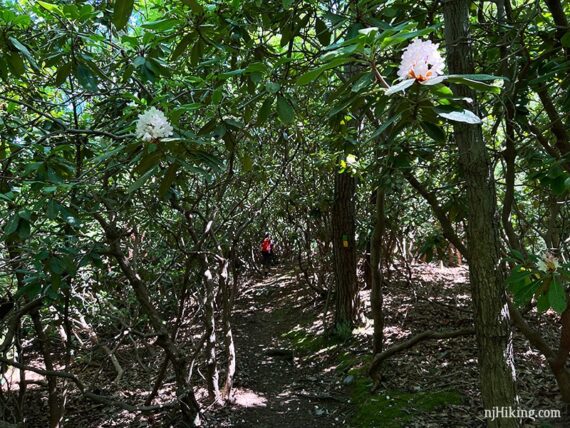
213;271;347;427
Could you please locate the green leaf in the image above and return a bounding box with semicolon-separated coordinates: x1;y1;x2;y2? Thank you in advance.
49;257;65;275
158;163;179;198
50;274;62;294
369;114;401;140
182;0;204;14
128;166;158;193
282;0;294;9
385;79;415;95
551;174;569;195
276;95;294;124
296;68;323;85
7;53;25;76
172;34;194;60
218;69;246;79
383;7;397;17
190;40;203;65
447;76;500;93
420;121;446;142
74;62;98;91
55;62;72;86
548;278;567;314
266;81;281;93
352;72;373;92
257;97;273;124
380;27;434;49
321;57;352;71
0;56;8;81
536;292;550;313
37;1;63;15
0;192;14;202
142;18;181;31
242;154;253;172
4;214;19;235
511;278;539;307
436;108;482;125
315;18;331;46
562;32;570;48
211;87;223;104
448;74;504;82
113;0;134;30
47;199;60;219
506;266;534;284
14;282;41;300
135;151;162;174
8;37;39;71
327;93;360;117
245;62;269;74
17;219;30;240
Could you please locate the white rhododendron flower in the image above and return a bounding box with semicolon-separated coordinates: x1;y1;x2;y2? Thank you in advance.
397;39;445;82
537;252;559;273
136;107;173;142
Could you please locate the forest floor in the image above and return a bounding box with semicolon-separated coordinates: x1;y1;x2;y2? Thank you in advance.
3;263;570;427
211;263;570;428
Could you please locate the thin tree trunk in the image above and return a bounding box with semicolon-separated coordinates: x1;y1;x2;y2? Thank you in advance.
203;267;221;404
220;259;236;399
443;1;518;425
15;317;25;424
370;188;385;355
332;170;358;329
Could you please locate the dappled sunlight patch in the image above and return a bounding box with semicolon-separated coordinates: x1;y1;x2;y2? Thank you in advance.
383;325;413;344
409;264;470;288
521;347;545;361
231;388;268;408
275;389;298;404
308;318;324;332
323;364;339;374
260;274;296;288
312;342;342;355
353;318;374;337
2;366;45;391
282;325;346;356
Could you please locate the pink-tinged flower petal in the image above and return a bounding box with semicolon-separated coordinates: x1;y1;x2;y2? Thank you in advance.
397;39;445;82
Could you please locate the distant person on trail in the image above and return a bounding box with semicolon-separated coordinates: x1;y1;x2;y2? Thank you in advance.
261;232;273;277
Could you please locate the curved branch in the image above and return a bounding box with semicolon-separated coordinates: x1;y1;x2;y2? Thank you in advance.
368;327;475;378
403;170;469;259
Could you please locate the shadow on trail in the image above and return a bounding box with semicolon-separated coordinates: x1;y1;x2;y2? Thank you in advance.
213;270;346;428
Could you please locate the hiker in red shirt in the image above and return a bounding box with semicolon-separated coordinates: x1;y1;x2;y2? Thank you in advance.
260;232;273;277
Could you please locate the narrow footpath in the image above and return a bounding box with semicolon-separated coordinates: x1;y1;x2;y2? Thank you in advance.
213;270;348;427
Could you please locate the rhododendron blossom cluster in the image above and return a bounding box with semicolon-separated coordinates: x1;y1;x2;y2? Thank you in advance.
136;107;173;142
397;39;445;82
537;252;559;273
